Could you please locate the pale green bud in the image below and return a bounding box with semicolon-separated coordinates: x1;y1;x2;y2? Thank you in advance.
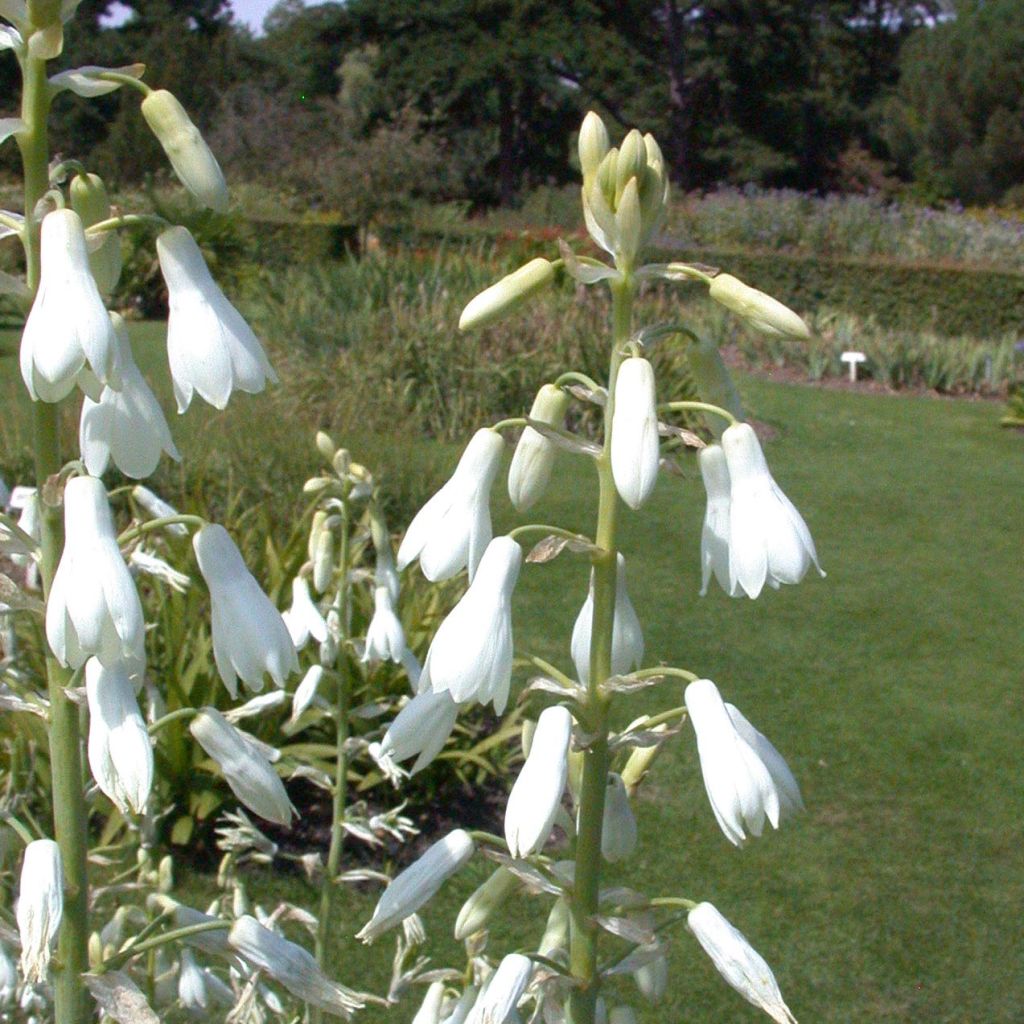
620;722;669;796
614;177;643;266
141;90;228;213
595;148;618;207
615;129;646;203
538;897;570;958
332;447;351;477
520;716;536;760
508;383;570;511
307;509;328;562
459;258;555;332
686;335;745;437
453;866;518;940
578;111;609;183
708;274;810;340
157;854;174;893
70;173;122;296
315;430;336;461
312;526;334;594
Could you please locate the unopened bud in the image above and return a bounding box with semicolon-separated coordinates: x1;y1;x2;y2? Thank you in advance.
158;854;173;892
70;173;122;295
578;111;610;182
708;273;810;340
614;177;643;266
312;526;334;594
508;384;569;511
453;866;517;940
315;430;336;461
332;448;351;477
307;509;328;562
615;129;646;201
141;90;229;213
459;258;555;332
620;723;669;796
538;897;570;958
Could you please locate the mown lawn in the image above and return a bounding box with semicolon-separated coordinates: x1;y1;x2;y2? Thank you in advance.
2;325;1021;1023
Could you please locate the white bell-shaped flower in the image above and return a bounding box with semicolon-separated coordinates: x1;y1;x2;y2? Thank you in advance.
418;536;521;714
721;423;823;599
687;902;797;1024
698;443;737;596
397;429;504;582
357;829;475;943
79;313;180;479
684;679;802;847
85;657;153;815
20;208;120;403
571;553;644;685
600;773;638;862
192;524;299;697
469;953;533;1024
379;689;459;775
156;226;277;412
16;840;63;984
190;707;294;825
504;705;572;858
228;915;364;1015
281;576;328;650
289;665;326;725
46;475;145;670
362;584;405;663
610;357;660;510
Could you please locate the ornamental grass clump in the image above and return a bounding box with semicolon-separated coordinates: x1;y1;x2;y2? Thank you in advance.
364;111;828;1024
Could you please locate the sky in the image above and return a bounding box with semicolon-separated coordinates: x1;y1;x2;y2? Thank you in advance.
229;0;303;34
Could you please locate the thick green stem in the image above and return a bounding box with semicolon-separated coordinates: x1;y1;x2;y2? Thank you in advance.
568;277;634;1024
17;45;92;1024
313;503;352;1021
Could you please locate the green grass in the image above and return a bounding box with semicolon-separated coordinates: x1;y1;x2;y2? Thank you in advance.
2;325;1020;1023
180;377;1020;1024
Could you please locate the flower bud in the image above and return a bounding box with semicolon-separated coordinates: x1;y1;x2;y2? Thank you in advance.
70;173;121;295
610;357;659;509
471;953;533;1024
508;384;570;511
141;90;228;212
453;866;517;940
315;430;336;461
600;773;637;862
578;111;610;182
615;129;647;201
357;830;475;943
313;524;335;594
16;839;63;984
687;903;796;1024
614;177;643;266
459;258;555;332
538;897;570;958
708;274;809;339
619;722;669;796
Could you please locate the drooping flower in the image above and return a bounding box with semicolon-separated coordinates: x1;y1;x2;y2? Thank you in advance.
469;954;533;1024
504;705;572;858
397;428;504;582
610;357;660;510
79;313;180;479
281;576;328;650
601;773;638;863
190;707;294;826
687;902;797;1024
192;524;298;696
362;584;405;663
418;536;521;713
141;90;229;213
507;383;570;511
379;689;459;775
20;208;120;403
289;665;326;725
356;829;475;943
16;840;63;984
570;553;644;685
720;423;823;599
46;475;145;670
697;443;736;597
412;981;447;1024
684;679;802;847
85;657;153;815
156;226;277;412
228;915;364;1016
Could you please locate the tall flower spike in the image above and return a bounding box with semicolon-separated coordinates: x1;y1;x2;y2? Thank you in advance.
16;840;63;984
610;357;660;510
79;313;180;479
687;903;797;1024
504;705;572;858
397;428;504;582
46;475;145;670
157;226;277;412
20;208;120;403
418;536;521;714
571;552;644;686
698;444;736;597
721;423;823;599
193;524;299;697
190;707;294;825
379;689;459;775
85;657;153;815
356;829;475;943
684;679;801;846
